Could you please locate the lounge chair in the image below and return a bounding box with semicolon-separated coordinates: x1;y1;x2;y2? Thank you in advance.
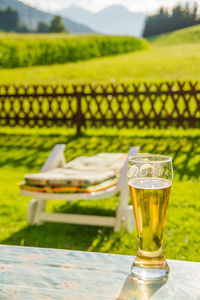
20;144;140;232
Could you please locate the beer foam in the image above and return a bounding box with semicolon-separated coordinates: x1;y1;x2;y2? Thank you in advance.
129;178;172;189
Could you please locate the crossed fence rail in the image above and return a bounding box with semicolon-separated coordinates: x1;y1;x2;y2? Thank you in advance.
0;82;199;133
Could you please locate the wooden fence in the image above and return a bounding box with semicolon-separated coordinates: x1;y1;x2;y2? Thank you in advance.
0;82;199;133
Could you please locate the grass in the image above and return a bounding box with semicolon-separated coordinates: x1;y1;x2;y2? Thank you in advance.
0;25;200;83
0;127;200;262
0;26;200;261
151;24;200;45
0;43;199;83
0;33;148;68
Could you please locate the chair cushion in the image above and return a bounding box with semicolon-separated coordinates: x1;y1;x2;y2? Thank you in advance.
21;178;118;194
22;153;127;193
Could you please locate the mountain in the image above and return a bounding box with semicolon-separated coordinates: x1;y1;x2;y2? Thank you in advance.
57;5;146;37
0;0;95;33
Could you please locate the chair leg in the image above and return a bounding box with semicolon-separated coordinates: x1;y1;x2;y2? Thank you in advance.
123;206;135;233
27;199;37;225
32;199;47;225
114;184;129;232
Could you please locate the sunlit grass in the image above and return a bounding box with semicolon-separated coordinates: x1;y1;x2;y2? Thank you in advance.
0;127;199;261
0;34;148;68
151;24;200;45
0;43;199;84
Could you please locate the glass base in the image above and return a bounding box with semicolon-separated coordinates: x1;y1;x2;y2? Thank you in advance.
131;259;170;281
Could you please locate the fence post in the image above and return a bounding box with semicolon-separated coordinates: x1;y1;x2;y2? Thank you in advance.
76;92;82;135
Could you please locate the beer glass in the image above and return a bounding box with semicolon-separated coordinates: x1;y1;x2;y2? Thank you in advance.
128;154;173;281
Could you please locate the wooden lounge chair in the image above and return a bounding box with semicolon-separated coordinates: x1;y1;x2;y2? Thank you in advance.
20;145;140;232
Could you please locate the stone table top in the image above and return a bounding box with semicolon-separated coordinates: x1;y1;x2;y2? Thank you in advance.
0;245;199;299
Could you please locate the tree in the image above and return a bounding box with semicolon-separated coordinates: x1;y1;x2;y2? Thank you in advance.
17;24;30;33
0;7;20;31
143;7;169;37
49;16;67;33
37;22;50;33
0;7;29;33
143;3;200;37
192;2;199;22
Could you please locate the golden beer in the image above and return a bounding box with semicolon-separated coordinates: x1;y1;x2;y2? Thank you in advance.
128;154;173;280
129;178;171;270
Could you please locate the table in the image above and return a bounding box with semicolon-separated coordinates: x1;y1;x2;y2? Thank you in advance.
0;245;199;300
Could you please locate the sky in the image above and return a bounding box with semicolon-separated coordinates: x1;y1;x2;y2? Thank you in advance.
20;0;200;13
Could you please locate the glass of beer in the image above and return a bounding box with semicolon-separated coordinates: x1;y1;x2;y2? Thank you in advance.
128;154;173;281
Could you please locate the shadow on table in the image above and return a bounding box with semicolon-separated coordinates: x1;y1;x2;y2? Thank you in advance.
117;275;167;300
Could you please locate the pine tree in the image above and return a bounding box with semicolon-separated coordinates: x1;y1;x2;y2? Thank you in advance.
37;22;50;33
143;3;200;37
49;16;67;33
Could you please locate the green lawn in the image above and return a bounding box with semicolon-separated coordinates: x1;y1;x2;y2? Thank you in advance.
0;33;147;68
0;25;200;83
151;24;200;45
0;43;200;83
0;27;200;261
0;127;200;261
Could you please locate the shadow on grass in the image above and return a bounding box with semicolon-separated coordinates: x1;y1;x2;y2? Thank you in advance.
1;200;116;250
2;222;113;250
0;130;200;251
0;131;199;180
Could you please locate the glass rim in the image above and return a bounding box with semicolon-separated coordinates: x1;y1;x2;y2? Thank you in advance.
128;154;172;164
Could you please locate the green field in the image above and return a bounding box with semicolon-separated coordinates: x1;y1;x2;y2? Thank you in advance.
0;33;148;68
0;127;200;261
0;26;200;261
151;24;200;45
0;43;199;83
0;26;200;83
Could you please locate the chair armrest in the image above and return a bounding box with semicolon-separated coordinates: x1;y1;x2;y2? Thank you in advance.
116;146;140;189
41;144;66;172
